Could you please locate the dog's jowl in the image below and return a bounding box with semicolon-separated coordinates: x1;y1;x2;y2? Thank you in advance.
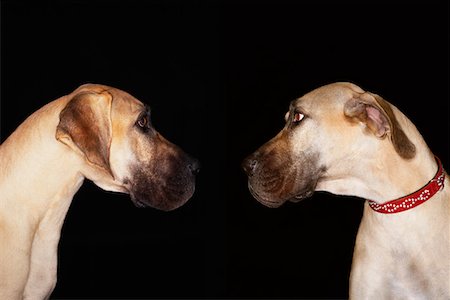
243;82;449;299
0;84;199;299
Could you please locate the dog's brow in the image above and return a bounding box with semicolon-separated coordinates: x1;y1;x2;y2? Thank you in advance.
289;99;303;112
289;100;297;110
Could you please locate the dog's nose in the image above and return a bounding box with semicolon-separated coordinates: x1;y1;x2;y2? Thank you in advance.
188;158;201;175
242;155;258;177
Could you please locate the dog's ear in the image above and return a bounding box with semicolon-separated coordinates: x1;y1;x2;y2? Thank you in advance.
344;92;416;159
56;90;114;176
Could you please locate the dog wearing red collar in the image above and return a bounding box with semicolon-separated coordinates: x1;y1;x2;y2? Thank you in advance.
242;82;449;299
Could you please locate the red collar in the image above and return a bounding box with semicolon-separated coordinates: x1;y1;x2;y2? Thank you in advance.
368;157;445;214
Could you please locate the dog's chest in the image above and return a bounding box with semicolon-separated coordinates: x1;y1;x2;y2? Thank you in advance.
352;206;450;299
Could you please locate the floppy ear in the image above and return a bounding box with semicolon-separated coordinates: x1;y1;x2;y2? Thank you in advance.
56;90;114;175
344;92;416;159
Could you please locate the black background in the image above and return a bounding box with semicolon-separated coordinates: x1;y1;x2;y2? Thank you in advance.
1;1;448;299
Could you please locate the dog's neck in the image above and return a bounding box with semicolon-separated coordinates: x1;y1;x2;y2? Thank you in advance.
361;105;444;206
361;148;439;204
317;106;446;210
0;98;85;224
316;147;441;205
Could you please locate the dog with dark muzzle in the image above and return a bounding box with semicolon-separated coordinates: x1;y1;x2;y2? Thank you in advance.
0;83;199;299
242;82;449;299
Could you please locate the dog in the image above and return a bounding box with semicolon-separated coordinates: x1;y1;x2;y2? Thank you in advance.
0;84;200;300
242;82;449;299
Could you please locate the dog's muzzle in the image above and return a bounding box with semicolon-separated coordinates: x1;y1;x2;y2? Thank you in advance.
127;153;200;211
242;147;323;208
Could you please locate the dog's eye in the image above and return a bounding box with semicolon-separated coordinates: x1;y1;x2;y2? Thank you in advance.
137;115;149;129
293;112;305;123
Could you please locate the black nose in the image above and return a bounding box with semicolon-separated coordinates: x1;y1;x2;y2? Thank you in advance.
188;158;201;175
242;155;258;176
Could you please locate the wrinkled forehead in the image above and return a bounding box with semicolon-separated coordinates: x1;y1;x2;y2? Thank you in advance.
289;82;364;112
110;88;146;118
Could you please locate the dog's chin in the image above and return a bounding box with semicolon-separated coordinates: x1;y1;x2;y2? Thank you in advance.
248;184;286;208
129;182;196;211
130;189;194;211
256;198;285;208
288;190;315;203
248;183;315;208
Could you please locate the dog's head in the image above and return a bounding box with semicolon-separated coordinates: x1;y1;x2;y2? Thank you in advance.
56;84;199;211
242;82;416;208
